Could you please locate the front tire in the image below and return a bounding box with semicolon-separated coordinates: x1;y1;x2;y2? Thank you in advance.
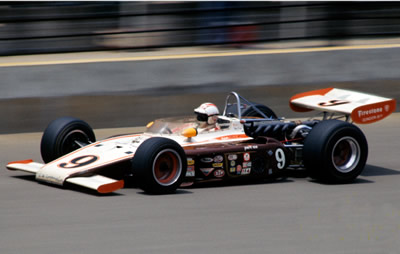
303;120;368;183
40;117;96;163
131;137;187;194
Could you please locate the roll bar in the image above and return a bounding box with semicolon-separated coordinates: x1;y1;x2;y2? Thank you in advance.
222;92;271;120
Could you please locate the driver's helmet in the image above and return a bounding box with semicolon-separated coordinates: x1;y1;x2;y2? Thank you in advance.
194;103;220;125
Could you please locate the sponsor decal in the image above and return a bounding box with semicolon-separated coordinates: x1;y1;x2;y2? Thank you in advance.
214;169;225;178
357;107;383;117
36;172;64;185
243;153;250;162
186;166;195;177
187;158;195;166
230;160;236;167
230;167;236;173
233;122;243;130
228;154;238;161
241;168;251;175
243;162;252;168
200;168;214;176
267;150;273;156
351;100;396;124
212;163;223;168
244;145;258;151
268;169;273;175
200;157;214;163
355;106;387;123
214;155;223;163
236;165;242;175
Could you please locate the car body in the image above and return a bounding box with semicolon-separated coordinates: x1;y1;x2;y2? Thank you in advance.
7;88;396;194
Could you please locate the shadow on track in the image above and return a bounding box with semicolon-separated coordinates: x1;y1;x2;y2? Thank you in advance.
361;164;400;177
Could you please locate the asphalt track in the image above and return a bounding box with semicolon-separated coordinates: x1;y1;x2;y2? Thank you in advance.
1;113;399;254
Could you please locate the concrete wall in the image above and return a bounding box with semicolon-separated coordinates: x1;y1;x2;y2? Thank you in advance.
1;46;400;99
1;45;399;134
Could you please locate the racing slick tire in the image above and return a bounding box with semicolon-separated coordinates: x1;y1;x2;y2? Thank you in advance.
131;137;187;194
303;120;368;183
242;104;277;119
40;117;96;163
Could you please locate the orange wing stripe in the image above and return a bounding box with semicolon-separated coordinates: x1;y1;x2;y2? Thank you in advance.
7;159;33;165
97;180;124;194
289;87;334;112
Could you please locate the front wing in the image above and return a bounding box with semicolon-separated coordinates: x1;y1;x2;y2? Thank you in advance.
7;159;124;194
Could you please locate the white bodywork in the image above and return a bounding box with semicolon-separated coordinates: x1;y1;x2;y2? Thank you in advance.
7;88;396;193
7;117;250;193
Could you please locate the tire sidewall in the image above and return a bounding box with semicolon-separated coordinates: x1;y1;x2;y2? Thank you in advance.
132;137;187;194
40;117;95;163
304;120;368;183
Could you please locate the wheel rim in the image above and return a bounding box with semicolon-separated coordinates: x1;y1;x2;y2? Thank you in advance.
60;130;90;155
332;136;361;173
152;149;182;186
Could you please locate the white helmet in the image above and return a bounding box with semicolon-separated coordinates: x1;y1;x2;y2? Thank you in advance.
194;103;219;125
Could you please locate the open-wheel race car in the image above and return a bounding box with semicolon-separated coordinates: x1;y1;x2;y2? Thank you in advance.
7;88;396;194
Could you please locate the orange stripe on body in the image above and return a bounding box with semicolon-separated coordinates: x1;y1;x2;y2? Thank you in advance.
182;134;250;146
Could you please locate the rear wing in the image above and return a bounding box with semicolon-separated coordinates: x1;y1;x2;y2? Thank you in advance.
290;88;396;124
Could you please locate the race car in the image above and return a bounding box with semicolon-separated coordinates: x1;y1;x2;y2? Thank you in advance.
7;88;396;194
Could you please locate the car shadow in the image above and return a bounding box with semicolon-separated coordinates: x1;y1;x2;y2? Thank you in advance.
361;164;400;177
308;177;374;185
135;189;194;196
186;177;294;190
306;164;400;186
123;179;194;195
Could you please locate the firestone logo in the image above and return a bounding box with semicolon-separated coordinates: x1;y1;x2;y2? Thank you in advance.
357;107;383;117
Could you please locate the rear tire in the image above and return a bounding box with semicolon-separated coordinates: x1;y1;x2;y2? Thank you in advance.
303;120;368;183
131;137;187;194
40;117;95;163
242;104;277;119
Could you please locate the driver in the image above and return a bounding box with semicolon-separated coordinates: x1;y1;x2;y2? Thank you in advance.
194;103;220;132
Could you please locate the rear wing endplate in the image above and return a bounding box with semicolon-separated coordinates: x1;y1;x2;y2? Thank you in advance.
290;88;396;124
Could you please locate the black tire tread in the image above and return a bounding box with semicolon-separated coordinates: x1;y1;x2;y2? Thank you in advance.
131;137;187;194
40;117;95;163
303;120;368;183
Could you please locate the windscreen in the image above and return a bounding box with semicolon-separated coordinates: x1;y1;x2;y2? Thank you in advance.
146;117;198;135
